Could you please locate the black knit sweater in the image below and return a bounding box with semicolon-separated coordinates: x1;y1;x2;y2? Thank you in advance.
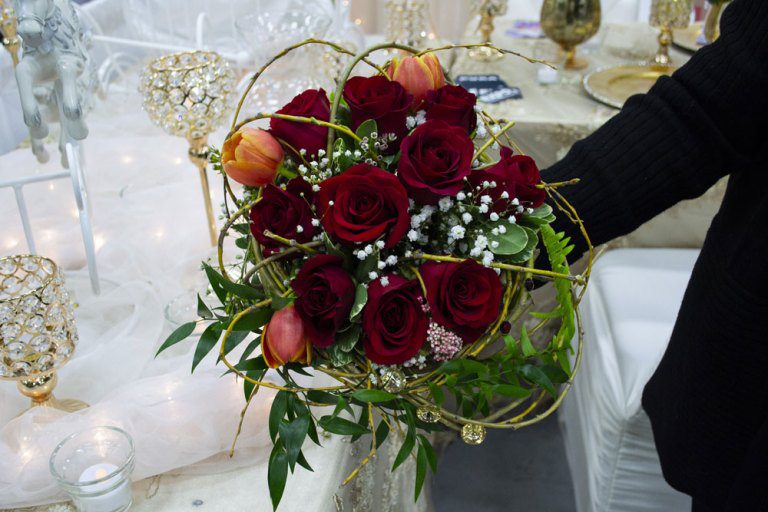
543;1;768;509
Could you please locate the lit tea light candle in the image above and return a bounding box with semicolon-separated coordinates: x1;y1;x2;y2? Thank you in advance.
50;427;135;512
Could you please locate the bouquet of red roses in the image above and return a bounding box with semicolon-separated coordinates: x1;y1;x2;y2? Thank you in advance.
159;40;591;510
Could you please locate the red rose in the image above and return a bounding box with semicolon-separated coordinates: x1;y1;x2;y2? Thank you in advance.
270;89;331;158
343;76;412;147
249;178;317;256
292;255;355;348
468;147;546;213
315;164;410;248
425;85;478;134
420;260;503;344
397;120;474;205
363;275;428;365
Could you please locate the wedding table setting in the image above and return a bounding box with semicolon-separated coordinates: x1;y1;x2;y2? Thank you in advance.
0;1;730;511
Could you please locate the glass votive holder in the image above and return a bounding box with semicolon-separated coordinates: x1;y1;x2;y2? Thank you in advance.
50;427;135;512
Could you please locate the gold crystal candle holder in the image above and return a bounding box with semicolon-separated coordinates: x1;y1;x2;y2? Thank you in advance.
650;0;693;66
468;0;508;62
0;1;21;67
140;51;235;246
0;255;86;412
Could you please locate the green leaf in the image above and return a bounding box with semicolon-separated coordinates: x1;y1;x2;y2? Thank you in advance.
351;405;369;443
519;364;557;396
349;284;368;321
191;323;222;372
156;321;196;356
335;324;362;352
296;450;314;472
269;391;289;442
556;349;572;375
519;203;554;226
541;363;569;384
487;222;528;255
203;262;263;301
318;415;369;436
279;415;310;471
239;336;262;362
417;434;438;473
305;390;339;405
326;343;355;366
355;251;379;283
541;225;576;345
414;443;428;502
232;222;251;235
197;295;213;319
270;293;293;312
268;442;289;510
233;309;272;331
352;389;397;403
493;384;531;398
220;329;248;359
235;357;268;372
332;397;350;418
428;382;444;407
506;226;539;264
520;325;536;357
375;419;390;449
355;119;378;142
242;369;265;401
392;428;415;471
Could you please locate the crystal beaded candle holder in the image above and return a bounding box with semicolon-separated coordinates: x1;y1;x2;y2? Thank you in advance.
139;50;235;141
0;255;86;412
50;427;135;512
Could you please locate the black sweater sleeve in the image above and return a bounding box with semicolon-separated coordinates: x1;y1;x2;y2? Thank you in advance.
543;0;768;256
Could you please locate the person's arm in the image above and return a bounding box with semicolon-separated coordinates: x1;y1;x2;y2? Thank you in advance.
544;0;768;256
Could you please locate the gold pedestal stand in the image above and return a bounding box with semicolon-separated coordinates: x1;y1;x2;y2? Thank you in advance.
468;6;504;62
17;373;88;414
188;137;217;247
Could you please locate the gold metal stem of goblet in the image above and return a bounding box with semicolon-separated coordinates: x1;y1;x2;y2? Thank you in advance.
653;24;674;66
16;373;88;414
188;136;217;247
562;44;588;70
469;9;503;62
0;4;21;67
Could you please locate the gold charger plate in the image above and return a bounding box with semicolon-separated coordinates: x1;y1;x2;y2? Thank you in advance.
673;22;705;53
583;64;675;109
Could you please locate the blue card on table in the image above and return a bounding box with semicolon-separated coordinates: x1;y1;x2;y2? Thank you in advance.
455;74;523;104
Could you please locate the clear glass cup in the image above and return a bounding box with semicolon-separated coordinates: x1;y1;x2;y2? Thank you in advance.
50;427;135;512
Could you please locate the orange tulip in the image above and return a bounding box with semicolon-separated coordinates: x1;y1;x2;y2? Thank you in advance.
262;306;312;368
386;54;446;107
222;127;283;187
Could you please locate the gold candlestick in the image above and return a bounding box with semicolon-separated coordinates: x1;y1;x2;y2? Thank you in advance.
468;0;508;62
0;255;87;413
541;0;601;70
650;0;693;66
0;1;20;67
139;51;235;247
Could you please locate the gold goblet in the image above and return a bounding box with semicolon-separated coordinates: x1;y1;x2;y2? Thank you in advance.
650;0;693;66
0;255;87;413
541;0;601;70
468;0;508;62
0;1;21;67
140;51;235;246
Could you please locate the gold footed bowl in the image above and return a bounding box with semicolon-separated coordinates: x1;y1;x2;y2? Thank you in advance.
0;255;88;415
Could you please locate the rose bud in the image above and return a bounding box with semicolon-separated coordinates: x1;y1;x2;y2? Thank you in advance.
420;260;503;344
270;89;331;158
425;84;478;134
386;53;446;107
222;127;284;187
292;255;356;348
262;305;312;369
249;178;317;257
468;147;546;213
397;120;474;205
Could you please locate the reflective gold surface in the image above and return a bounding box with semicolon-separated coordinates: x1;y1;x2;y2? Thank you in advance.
540;0;601;70
469;0;508;62
584;64;675;109
0;1;20;66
